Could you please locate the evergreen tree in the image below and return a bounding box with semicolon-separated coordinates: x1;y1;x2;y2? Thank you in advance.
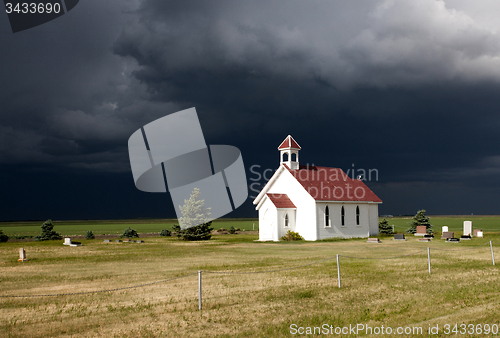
406;209;432;234
34;220;62;241
85;230;95;239
173;188;213;241
378;219;394;235
121;227;139;238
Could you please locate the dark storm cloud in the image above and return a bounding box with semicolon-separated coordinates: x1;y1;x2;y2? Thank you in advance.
2;0;500;219
0;0;179;170
111;0;500;214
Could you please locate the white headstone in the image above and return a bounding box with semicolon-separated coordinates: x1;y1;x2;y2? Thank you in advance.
463;221;473;236
64;237;72;245
442;226;449;233
18;248;26;261
477;231;483;238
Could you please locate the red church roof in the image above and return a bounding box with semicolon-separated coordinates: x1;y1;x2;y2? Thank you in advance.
278;135;301;150
284;165;382;202
266;193;297;208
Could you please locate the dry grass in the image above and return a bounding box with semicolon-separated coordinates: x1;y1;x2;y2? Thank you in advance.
1;234;499;337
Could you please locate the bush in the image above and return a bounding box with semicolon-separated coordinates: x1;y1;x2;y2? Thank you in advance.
121;227;139;238
160;229;171;237
172;222;213;241
281;230;304;241
378;219;394;235
34;220;62;241
85;230;95;239
0;230;9;243
216;228;227;232
228;226;236;234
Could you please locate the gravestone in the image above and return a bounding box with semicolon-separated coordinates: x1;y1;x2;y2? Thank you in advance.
63;237;82;246
136;240;144;243
473;229;481;237
415;225;427;236
418;238;431;242
123;239;131;242
103;239;111;243
18;248;27;262
463;221;473;236
115;239;122;243
460;235;471;240
394;234;406;241
442;226;449;233
367;238;381;243
442;232;454;239
446;238;460;242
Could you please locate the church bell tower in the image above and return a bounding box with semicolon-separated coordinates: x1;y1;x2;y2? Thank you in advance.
278;135;301;169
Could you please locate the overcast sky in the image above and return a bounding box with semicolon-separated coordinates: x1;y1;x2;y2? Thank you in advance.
2;0;500;221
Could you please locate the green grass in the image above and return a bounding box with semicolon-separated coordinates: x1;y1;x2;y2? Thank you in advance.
1;218;500;337
0;218;259;237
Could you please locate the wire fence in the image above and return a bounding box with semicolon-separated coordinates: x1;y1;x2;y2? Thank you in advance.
1;241;498;304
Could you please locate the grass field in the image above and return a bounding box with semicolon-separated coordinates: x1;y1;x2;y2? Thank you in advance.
1;217;499;337
0;219;259;238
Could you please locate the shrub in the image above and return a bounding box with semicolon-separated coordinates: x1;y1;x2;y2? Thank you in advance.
281;230;304;241
160;229;171;237
34;220;62;241
0;230;9;243
172;222;213;241
85;230;95;239
228;226;236;234
216;228;227;232
378;219;394;235
121;227;139;238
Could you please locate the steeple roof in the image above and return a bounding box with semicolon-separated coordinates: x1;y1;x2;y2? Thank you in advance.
278;135;301;150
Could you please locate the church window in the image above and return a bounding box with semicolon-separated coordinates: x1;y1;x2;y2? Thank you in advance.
341;206;345;226
291;153;297;161
282;152;289;162
356;206;360;225
325;206;330;227
284;213;289;228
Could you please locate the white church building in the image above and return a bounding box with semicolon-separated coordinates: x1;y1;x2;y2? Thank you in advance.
253;135;382;241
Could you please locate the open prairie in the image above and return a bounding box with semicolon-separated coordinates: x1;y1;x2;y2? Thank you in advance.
1;218;499;337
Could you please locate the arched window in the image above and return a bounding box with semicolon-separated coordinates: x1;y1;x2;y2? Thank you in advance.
291;153;297;161
356;206;360;225
341;206;345;226
325;206;330;227
284;213;289;227
282;152;289;162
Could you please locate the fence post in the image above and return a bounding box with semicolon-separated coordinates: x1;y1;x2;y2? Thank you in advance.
198;270;202;310
336;254;341;288
427;247;431;274
491;241;495;266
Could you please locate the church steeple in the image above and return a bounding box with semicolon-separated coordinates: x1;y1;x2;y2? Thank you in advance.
278;135;301;169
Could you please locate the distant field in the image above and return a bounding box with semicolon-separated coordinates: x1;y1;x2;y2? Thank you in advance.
1;215;499;238
0;218;259;237
381;215;500;233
